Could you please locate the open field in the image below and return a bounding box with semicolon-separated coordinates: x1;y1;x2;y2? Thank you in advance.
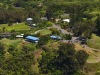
87;34;100;49
38;29;52;36
0;23;30;32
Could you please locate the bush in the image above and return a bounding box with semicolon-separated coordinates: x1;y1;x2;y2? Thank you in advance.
46;21;52;27
22;44;36;53
10;33;16;40
10;29;16;33
95;71;100;75
50;28;60;35
64;34;72;40
0;42;5;55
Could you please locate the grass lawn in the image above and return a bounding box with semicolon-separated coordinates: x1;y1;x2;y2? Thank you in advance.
87;34;100;49
38;29;52;36
0;23;30;32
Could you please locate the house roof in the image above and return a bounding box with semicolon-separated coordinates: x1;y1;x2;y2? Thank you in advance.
16;35;23;38
50;35;61;39
26;36;39;41
27;18;33;20
62;19;70;23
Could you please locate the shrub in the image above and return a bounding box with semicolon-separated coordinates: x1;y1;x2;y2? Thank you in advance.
50;28;60;35
64;34;72;40
95;71;100;75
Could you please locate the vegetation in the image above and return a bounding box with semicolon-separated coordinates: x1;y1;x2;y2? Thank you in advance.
0;0;100;75
0;23;30;32
87;34;100;49
39;43;88;75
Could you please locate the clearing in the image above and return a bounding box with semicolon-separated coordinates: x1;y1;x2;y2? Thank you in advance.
0;23;30;32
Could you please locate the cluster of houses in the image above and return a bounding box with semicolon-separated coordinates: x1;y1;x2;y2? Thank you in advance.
25;34;86;44
0;17;86;45
26;17;70;26
25;35;62;43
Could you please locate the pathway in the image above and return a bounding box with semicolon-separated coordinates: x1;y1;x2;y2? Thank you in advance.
52;24;73;35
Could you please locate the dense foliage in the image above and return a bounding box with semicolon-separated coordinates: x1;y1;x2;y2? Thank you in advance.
39;43;88;75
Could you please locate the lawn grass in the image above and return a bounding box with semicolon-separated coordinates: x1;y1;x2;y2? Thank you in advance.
38;29;52;36
0;23;30;32
87;34;100;49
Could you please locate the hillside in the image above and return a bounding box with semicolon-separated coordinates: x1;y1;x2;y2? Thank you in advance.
0;0;100;75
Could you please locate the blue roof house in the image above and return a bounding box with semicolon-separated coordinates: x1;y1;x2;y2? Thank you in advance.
50;35;61;40
26;36;39;43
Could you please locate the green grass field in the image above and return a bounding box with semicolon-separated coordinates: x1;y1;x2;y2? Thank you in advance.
38;29;52;36
87;34;100;49
0;23;30;32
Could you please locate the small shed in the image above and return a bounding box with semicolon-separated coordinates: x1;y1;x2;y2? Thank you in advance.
26;36;39;43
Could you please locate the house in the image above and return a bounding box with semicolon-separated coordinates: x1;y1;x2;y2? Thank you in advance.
16;34;24;38
26;18;33;25
62;19;70;23
50;35;61;40
26;36;39;43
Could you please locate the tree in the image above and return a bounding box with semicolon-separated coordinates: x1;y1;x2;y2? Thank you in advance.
76;50;89;69
56;43;79;75
37;35;51;48
73;20;96;38
8;45;16;54
64;34;72;40
22;44;36;53
46;7;53;21
0;42;5;56
2;27;6;32
69;4;85;26
50;28;60;35
95;14;100;35
39;43;80;75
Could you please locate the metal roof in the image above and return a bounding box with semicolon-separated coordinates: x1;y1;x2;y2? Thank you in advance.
26;18;33;20
62;19;70;23
50;35;61;39
26;36;39;41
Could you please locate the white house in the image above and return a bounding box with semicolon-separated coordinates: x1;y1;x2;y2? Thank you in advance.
62;19;70;23
26;18;33;25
